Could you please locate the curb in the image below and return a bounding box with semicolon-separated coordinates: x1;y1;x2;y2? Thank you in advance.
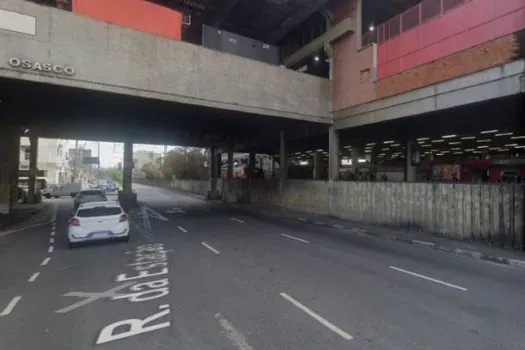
232;205;525;270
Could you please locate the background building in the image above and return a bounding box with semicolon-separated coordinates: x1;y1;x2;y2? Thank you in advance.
20;137;70;184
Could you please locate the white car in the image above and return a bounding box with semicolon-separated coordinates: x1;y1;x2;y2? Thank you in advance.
68;201;129;248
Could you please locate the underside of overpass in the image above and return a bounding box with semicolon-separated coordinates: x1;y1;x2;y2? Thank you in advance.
0;77;328;150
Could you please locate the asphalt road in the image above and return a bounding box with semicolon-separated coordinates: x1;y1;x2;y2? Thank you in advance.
1;183;524;350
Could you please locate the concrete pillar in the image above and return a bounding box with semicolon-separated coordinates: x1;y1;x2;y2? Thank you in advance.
9;136;20;206
0;129;19;213
227;145;234;180
207;146;220;199
248;150;256;174
351;147;360;174
271;155;276;178
122;140;133;193
27;135;38;204
328;127;340;181
313;151;322;180
404;141;417;182
279;131;288;182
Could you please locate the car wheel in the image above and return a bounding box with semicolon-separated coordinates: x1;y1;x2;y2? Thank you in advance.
44;194;51;199
54;196;60;199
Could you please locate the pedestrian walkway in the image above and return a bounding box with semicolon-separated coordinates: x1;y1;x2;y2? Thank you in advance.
232;202;525;269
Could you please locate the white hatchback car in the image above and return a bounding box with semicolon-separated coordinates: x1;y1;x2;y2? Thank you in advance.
68;201;129;248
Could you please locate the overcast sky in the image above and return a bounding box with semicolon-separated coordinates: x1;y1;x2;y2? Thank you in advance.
65;140;178;167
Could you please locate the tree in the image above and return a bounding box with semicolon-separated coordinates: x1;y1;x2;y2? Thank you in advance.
142;162;164;180
162;148;207;180
106;169;122;184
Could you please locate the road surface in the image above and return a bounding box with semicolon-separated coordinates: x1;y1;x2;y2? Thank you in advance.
0;183;524;350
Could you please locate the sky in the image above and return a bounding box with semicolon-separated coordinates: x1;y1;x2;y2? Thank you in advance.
65;141;178;167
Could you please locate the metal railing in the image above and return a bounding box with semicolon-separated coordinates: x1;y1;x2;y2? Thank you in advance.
363;0;471;45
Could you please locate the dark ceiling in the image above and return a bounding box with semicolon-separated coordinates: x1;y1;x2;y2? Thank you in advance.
148;0;423;45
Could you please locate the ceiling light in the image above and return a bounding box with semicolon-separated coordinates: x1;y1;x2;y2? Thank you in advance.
314;55;320;62
420;144;431;147
477;145;489;149
453;152;463;155
481;129;498;134
381;148;389;151
343;145;352;149
451;148;461;151
449;141;461;145
496;132;513;137
369;23;375;32
383;140;394;144
489;147;500;151
364;149;371;153
477;139;491;143
316;149;323;152
505;144;518;147
515;145;525;149
511;136;525;139
461;136;475;140
442;134;456;138
366;142;375;146
499;148;509;152
431;139;444;143
465;149;474;152
417;137;429;141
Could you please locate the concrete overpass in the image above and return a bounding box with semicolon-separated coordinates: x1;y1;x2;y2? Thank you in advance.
0;0;330;124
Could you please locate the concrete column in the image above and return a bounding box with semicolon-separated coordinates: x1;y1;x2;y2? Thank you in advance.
207;146;219;199
122;140;133;193
0;129;18;213
351;147;360;174
248;150;256;174
328;127;340;181
404;141;417;182
313;151;322;180
227;145;234;180
27;135;38;204
271;155;276;178
279;131;288;182
9;135;20;206
355;0;363;49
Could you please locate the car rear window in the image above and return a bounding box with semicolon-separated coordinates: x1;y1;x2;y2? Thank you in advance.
80;190;103;196
77;207;122;217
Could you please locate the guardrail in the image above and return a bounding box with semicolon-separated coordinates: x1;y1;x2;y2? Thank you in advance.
363;0;471;45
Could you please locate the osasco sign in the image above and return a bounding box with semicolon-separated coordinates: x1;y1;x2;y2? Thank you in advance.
8;57;75;76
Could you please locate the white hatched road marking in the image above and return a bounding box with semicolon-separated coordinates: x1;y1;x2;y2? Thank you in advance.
201;242;220;254
281;233;309;244
215;313;254;350
177;226;188;233
230;217;245;224
0;296;22;316
28;272;40;282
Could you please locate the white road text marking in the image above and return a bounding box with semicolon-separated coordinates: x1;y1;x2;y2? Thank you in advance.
48;246;54;253
50;238;55;243
28;272;40;282
177;226;188;233
51;231;55;237
0;296;22;316
280;293;353;340
215;313;254;350
201;242;220;254
230;217;245;224
281;233;309;244
389;266;468;291
41;257;51;266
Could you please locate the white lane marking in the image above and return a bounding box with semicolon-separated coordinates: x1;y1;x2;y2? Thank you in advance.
201;242;220;255
280;293;353;340
177;226;188;233
230;217;245;224
50;238;55;243
56;282;135;314
389;266;468;291
0;222;50;237
48;246;54;253
28;272;40;282
41;257;51;266
50;231;55;237
145;206;169;221
0;296;22;316
297;217;307;222
215;313;254;350
281;233;309;244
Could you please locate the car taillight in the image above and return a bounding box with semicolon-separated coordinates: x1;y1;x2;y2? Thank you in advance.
119;214;128;222
69;218;80;226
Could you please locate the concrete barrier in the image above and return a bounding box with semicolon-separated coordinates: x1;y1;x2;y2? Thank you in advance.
250;180;525;250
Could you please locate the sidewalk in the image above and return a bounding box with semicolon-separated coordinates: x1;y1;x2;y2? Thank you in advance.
0;203;53;234
231;202;525;270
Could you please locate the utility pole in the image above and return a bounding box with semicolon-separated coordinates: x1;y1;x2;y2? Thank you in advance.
73;139;79;182
97;141;101;182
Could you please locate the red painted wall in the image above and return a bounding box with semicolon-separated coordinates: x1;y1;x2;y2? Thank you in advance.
377;0;525;79
72;0;182;41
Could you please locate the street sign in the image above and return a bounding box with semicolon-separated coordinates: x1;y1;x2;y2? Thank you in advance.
82;157;100;165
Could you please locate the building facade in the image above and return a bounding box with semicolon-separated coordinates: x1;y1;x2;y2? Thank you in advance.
20;137;70;185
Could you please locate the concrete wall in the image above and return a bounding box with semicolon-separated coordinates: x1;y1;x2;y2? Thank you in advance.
0;0;330;123
334;59;525;129
249;180;525;250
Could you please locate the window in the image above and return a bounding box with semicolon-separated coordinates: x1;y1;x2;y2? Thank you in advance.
24;147;30;161
77;207;122;217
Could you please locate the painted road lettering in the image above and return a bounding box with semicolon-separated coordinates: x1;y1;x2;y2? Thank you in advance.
96;305;171;345
96;243;172;345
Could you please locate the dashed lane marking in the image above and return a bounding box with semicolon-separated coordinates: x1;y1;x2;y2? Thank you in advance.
230;217;245;224
41;257;51;266
28;272;40;283
389;266;468;292
201;242;220;255
0;296;22;316
281;234;309;244
280;292;353;340
215;313;254;350
177;226;188;233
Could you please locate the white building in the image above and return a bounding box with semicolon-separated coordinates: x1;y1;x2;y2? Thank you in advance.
20;138;70;185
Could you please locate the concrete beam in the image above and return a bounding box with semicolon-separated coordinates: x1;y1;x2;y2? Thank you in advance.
282;17;355;67
334;59;525;130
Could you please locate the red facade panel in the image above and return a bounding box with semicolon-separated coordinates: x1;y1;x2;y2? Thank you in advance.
377;0;525;79
72;0;182;41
